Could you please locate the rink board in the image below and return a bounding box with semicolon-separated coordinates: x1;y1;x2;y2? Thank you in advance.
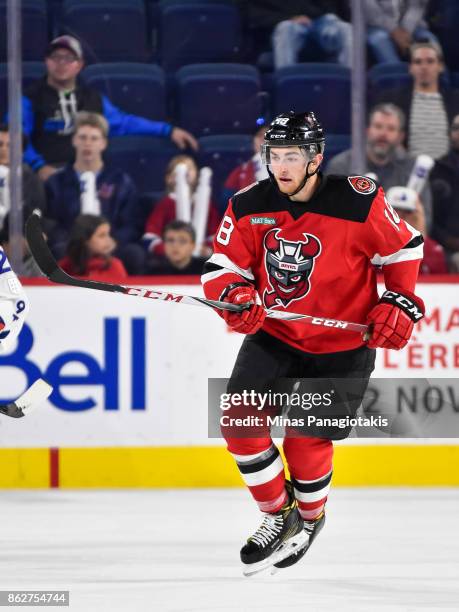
0;277;458;488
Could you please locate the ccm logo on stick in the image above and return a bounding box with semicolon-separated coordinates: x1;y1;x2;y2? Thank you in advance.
127;287;183;302
311;317;348;329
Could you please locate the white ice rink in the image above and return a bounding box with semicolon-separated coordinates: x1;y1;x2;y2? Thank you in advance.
0;488;458;612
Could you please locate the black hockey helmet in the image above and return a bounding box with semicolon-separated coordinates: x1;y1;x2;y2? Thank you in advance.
261;111;325;164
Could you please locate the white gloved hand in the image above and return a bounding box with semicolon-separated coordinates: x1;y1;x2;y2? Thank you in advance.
0;248;29;353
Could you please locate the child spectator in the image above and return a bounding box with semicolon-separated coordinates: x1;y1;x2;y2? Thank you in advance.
143;155;220;258
147;220;206;276
59;214;127;281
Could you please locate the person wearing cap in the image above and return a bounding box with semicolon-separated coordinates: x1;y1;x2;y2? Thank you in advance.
15;35;198;182
385;185;447;273
326;102;433;231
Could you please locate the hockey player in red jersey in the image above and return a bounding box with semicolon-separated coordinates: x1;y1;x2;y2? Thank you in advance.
201;111;425;575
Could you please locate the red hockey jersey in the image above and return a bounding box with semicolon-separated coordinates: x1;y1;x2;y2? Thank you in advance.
202;174;424;354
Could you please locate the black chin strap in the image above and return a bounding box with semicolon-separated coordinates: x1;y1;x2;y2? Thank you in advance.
268;161;320;198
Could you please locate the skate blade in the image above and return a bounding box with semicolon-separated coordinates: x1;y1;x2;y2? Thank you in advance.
242;530;308;577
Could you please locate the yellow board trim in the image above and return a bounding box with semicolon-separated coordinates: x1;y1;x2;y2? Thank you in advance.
0;449;49;488
1;446;459;488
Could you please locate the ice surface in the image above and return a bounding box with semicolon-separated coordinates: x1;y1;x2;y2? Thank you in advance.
0;488;458;611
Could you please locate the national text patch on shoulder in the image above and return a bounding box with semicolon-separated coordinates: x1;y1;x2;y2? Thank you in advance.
250;216;276;225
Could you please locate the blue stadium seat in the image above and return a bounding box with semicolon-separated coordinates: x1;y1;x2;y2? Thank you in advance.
158;2;242;70
0;1;48;61
0;62;46;119
60;0;149;63
272;64;351;135
368;62;411;92
433;1;459;71
322;134;351;171
106;136;178;196
197;134;253;211
175;64;262;137
82;63;166;121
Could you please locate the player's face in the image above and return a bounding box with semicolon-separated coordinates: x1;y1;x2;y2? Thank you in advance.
72;126;107;161
367;112;403;159
163;230;195;266
46;49;83;85
269;147;308;194
409;48;443;88
87;223;116;257
0;131;10;165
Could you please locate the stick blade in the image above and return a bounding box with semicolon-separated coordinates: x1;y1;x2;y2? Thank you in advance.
15;379;53;415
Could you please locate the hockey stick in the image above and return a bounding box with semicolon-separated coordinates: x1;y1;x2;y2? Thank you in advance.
0;378;53;418
25;214;368;334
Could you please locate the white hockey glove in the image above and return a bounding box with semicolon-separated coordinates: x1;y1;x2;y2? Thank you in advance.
0;248;29;353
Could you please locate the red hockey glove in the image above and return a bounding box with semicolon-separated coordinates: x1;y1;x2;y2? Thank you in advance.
366;290;425;350
221;283;266;334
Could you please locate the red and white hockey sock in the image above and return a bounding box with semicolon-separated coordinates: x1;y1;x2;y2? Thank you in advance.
292;470;332;520
229;444;287;513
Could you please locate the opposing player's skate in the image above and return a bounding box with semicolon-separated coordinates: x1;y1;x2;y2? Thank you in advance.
240;482;308;577
272;511;325;571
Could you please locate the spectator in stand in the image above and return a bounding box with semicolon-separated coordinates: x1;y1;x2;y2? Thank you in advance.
59;214;127;281
374;42;459;160
221;123;268;210
147;221;206;276
326;103;433;230
385;186;448;274
0;124;46;232
364;0;439;63
429;114;459;272
143;155;220;258
45;111;145;274
237;1;351;69
16;35;198;182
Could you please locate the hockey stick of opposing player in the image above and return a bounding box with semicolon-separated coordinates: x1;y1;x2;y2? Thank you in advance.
0;378;53;418
25;214;368;334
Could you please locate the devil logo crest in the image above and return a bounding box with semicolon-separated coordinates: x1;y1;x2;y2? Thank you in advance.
263;229;322;309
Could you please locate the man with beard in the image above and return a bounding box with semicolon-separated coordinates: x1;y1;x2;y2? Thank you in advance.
326;102;432;231
201;111;425;575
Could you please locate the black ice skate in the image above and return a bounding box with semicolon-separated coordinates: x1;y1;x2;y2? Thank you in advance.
240;482;308;577
272;511;325;571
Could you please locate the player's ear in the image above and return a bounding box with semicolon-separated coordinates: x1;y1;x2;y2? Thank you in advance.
311;153;323;170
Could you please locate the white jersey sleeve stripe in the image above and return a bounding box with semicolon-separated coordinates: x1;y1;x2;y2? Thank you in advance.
370;227;424;267
201;252;255;284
